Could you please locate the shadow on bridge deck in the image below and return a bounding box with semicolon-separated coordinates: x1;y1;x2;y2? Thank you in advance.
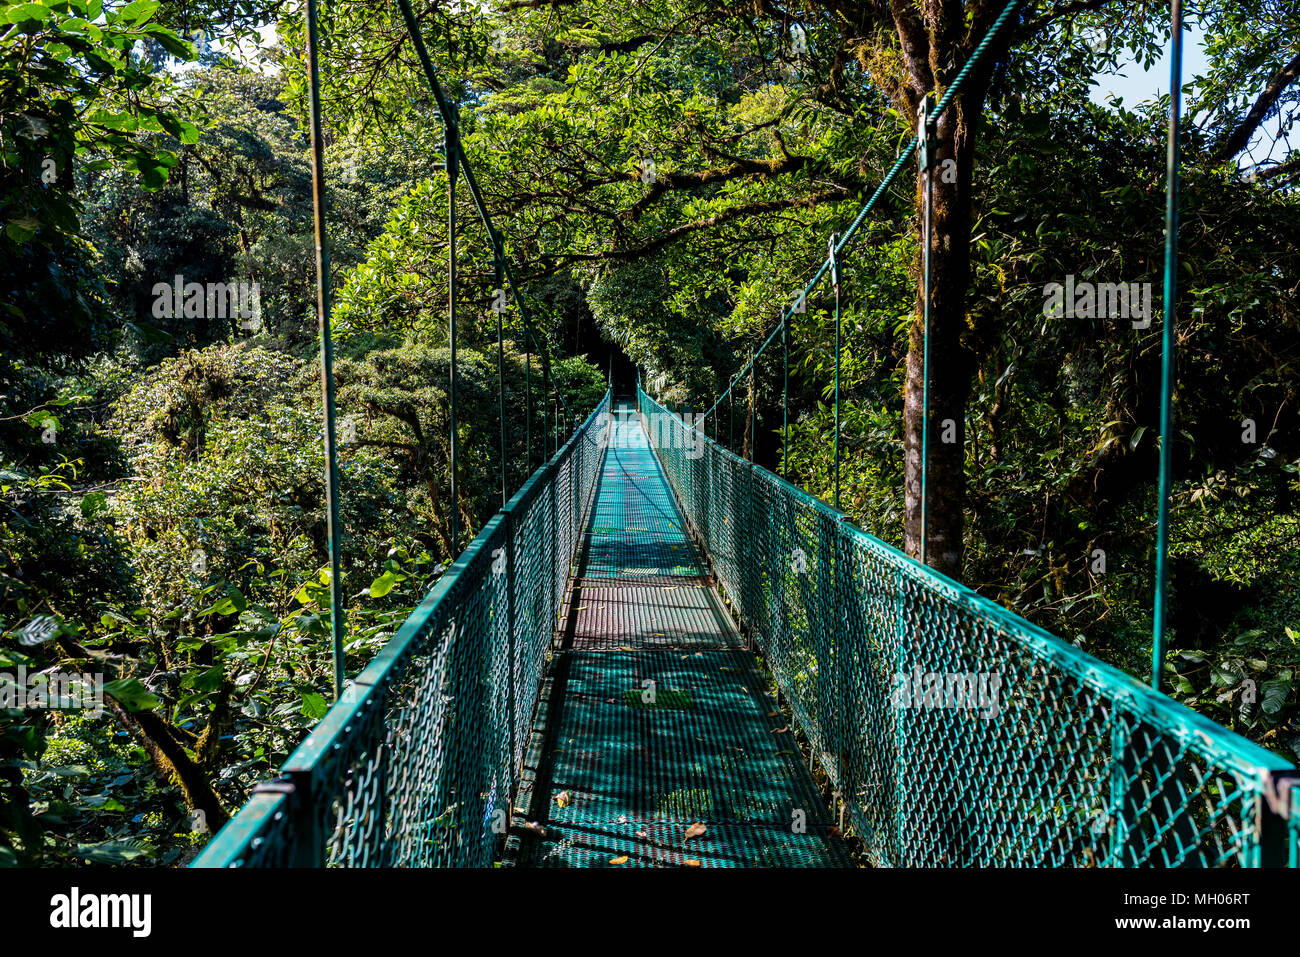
504;404;851;867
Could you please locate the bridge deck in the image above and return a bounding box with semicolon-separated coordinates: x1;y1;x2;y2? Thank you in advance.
507;403;850;867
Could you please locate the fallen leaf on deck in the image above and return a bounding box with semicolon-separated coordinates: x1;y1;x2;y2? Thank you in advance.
609;855;629;865
766;711;781;718
636;830;649;840
554;791;571;808
521;821;547;837
684;859;701;867
684;822;707;841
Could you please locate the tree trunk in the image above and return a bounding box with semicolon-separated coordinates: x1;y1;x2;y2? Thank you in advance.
896;1;1007;581
902;94;983;580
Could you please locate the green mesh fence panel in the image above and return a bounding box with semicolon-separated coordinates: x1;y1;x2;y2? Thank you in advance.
504;402;849;867
636;388;1299;868
193;393;611;868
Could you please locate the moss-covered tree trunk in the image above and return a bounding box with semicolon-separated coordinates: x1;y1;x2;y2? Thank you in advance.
894;1;1008;580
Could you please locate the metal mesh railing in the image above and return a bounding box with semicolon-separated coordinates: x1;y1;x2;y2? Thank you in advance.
194;392;610;867
637;388;1300;868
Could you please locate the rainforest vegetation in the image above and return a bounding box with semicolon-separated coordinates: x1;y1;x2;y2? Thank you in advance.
1;0;1297;865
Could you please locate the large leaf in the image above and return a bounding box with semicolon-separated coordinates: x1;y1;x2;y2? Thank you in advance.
103;678;159;712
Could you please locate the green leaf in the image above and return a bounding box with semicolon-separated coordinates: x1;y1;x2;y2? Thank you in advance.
157;112;199;143
114;0;159;24
368;570;400;598
73;841;149;863
143;24;194;59
1260;672;1293;716
79;490;107;519
188;664;224;693
4;220;37;243
87;109;140;133
300;691;329;720
7;3;53;23
103;678;160;712
206;585;248;617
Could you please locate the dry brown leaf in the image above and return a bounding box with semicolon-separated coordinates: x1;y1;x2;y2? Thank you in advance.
684;822;707;841
766;710;781;718
609;855;629;865
684;859;701;867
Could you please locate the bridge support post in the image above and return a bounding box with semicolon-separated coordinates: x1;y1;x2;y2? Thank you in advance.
743;459;757;649
1151;0;1184;692
304;0;346;701
1252;771;1299;867
447;114;460;555
548;459;559;646
829;233;841;511
781;317;788;478
252;771;325;867
916;95;936;567
503;509;520;816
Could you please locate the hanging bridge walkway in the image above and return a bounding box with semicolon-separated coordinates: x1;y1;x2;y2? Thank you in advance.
195;391;1299;868
502;401;847;867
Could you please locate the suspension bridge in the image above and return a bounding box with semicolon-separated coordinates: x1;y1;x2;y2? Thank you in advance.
194;0;1300;867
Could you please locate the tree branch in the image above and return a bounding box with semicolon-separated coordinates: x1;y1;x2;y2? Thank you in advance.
1212;49;1300;163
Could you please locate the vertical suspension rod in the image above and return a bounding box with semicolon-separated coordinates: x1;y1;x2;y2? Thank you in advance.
1152;0;1185;691
305;0;345;700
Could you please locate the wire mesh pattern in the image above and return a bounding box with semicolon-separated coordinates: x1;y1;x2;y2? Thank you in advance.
507;404;850;867
637;388;1300;868
194;393;610;868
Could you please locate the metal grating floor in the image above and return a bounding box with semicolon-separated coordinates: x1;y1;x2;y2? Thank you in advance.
507;403;851;867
